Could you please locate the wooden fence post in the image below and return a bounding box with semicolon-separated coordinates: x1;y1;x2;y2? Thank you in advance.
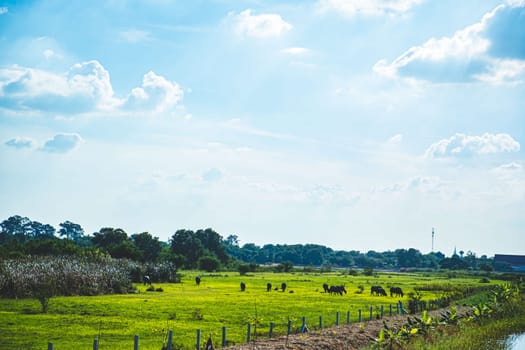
369;306;373;321
336;312;340;326
167;330;173;350
134;335;139;350
287;320;292;335
346;311;350;324
196;329;201;350
358;309;362;323
269;323;274;338
319;315;323;329
389;304;393;316
246;323;251;343
48;343;53;350
222;326;226;347
93;339;99;350
381;305;384;318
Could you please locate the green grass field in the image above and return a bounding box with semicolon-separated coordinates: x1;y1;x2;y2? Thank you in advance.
0;271;496;350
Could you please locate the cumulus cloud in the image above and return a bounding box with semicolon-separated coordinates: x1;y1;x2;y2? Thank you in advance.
40;133;82;153
4;137;34;149
122;71;183;112
425;133;520;158
0;7;7;15
230;9;292;38
375;2;525;84
318;0;424;17
0;61;183;114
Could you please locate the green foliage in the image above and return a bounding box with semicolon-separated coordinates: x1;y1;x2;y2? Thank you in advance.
199;255;220;272
363;267;374;276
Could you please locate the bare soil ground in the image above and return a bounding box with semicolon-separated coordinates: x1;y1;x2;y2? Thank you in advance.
223;307;468;350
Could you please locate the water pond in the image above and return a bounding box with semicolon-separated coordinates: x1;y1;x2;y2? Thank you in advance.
506;333;525;350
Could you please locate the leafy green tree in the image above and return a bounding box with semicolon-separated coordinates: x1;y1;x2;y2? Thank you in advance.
199;255;220;272
92;227;140;260
131;232;162;262
0;215;32;242
170;229;204;269
59;221;84;241
29;221;56;239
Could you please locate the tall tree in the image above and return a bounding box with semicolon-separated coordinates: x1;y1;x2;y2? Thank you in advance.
58;221;84;241
0;215;32;241
131;232;162;262
170;229;204;269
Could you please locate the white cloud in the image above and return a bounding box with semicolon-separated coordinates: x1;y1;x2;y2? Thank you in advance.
119;30;151;43
282;47;310;55
40;133;83;153
425;133;520;158
4;137;34;149
0;61;183;114
0;7;7;15
318;0;424;17
375;2;525;84
230;9;292;38
388;134;403;143
375;176;449;195
122;71;183;112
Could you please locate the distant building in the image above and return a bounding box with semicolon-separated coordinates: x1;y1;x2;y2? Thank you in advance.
494;254;525;272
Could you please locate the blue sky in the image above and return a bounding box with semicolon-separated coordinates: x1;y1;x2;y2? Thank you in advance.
1;0;524;256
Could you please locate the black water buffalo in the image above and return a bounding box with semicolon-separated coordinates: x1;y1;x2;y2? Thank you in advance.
371;286;387;296
240;282;246;291
143;275;151;286
323;283;329;293
390;286;404;297
195;276;201;286
281;282;287;292
267;282;272;292
329;285;347;296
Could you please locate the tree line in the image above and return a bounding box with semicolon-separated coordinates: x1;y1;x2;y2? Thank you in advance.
0;215;497;272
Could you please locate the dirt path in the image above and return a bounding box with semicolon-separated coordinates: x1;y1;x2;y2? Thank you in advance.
222;307;468;350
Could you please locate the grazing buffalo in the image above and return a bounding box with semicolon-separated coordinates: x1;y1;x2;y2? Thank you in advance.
195;276;201;286
267;282;272;292
281;282;287;292
323;283;329;293
390;287;404;297
143;275;151;286
329;285;347;296
371;286;387;296
240;282;246;292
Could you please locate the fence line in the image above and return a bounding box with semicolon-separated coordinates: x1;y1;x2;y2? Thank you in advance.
45;298;445;349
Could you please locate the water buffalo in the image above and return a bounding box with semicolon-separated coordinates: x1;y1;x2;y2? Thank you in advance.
329;285;347;296
195;276;201;286
390;286;404;297
323;283;329;293
281;282;287;292
267;282;272;292
371;285;387;296
240;282;246;292
143;275;151;286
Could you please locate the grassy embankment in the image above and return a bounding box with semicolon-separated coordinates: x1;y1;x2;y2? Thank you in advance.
0;271;496;350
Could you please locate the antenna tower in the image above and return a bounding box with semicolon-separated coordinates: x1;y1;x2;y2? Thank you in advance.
432;227;435;252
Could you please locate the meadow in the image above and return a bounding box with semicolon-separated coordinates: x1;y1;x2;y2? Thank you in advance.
0;270;496;350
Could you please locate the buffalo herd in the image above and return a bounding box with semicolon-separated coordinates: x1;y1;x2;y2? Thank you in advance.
144;275;403;299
